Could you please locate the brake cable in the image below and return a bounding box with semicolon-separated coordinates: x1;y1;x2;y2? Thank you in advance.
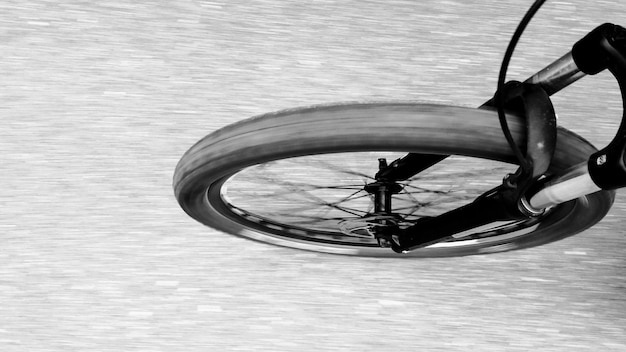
495;0;547;177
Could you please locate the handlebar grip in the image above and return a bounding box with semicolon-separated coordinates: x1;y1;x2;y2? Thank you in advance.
572;23;626;75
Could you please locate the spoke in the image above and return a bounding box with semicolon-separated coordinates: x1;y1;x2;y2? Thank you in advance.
232;204;365;224
322;185;366;190
394;192;430;218
330;189;369;205
265;215;362;226
305;159;376;180
401;184;452;194
269;180;369;217
319;202;370;217
269;193;372;218
240;184;365;199
406;166;513;181
242;168;365;195
400;189;430;205
243;169;374;217
239;171;340;189
400;189;477;202
224;152;518;243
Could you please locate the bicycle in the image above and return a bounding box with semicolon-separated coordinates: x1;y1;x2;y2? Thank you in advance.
173;1;626;257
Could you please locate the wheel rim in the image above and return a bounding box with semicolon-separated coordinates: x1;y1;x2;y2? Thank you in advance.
207;151;555;250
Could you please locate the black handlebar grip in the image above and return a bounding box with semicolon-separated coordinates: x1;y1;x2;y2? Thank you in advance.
572;23;626;75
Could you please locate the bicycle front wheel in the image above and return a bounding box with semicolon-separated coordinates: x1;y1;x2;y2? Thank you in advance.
173;103;614;257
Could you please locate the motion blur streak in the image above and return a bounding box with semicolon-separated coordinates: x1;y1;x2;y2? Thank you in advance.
1;1;625;351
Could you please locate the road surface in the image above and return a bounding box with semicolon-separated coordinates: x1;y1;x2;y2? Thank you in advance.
2;1;626;350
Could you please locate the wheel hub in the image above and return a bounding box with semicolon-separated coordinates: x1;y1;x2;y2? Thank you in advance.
338;158;405;247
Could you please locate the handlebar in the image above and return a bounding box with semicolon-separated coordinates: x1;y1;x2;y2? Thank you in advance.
524;52;585;96
573;23;626;190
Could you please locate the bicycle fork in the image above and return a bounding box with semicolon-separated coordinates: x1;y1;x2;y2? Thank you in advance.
382;23;626;253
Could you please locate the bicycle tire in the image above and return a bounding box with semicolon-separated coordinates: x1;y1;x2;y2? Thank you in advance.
173;102;614;257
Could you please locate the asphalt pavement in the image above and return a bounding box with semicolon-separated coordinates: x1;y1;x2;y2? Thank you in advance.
2;1;626;351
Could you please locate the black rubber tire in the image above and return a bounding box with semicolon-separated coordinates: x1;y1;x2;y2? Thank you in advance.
173;102;614;257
